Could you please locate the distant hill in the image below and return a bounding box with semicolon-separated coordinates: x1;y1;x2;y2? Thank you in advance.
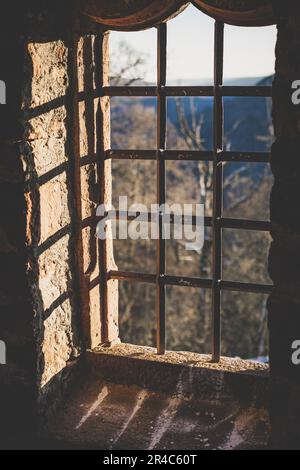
135;76;273;154
112;75;274;188
164;76;273;198
168;76;267;86
165;75;274;153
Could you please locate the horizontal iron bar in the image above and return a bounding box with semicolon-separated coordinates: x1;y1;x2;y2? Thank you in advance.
100;210;207;226
107;150;156;160
221;86;272;97
112;86;272;97
86;85;272;98
164;86;214;97
220;280;273;295
107;149;214;161
95;210;203;225
219;151;271;163
103;86;157;97
107;271;213;289
165;275;212;289
99;86;214;97
96;211;270;232
202;217;270;231
165;150;213;161
106;149;270;163
108;271;156;284
108;271;273;294
221;218;270;231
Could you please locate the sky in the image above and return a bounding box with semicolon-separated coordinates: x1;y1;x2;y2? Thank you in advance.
110;4;277;84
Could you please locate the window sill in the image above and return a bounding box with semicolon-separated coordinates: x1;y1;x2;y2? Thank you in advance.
87;343;269;405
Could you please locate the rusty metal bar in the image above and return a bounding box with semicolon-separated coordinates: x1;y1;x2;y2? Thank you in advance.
164;150;213;161
221;218;270;231
220;280;273;295
107;271;273;294
107;150;157;160
211;21;224;363
102;86;157;96
156;24;167;355
218;151;270;163
108;271;212;289
221;86;272;97
164;276;212;289
107;149;270;163
164;86;214;97
99;86;212;97
87;85;271;98
94;211;270;232
108;271;156;284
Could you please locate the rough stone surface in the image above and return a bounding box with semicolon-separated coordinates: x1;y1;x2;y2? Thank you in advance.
44;348;270;450
77;33;119;349
46;379;269;450
88;345;269;408
0;4;120;442
0;5;104;442
21;36;82;419
92;343;268;374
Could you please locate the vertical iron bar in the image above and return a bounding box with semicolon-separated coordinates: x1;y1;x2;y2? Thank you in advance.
157;24;167;355
212;21;224;362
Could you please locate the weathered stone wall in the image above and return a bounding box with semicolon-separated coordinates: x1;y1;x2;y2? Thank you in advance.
22;36;83;420
77;31;119;348
77;34;105;349
268;1;300;450
0;3;110;444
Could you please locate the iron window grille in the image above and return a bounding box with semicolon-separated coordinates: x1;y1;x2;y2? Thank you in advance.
97;21;273;362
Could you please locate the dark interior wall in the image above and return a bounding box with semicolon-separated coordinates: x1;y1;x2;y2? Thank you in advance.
0;12;36;446
269;3;300;380
268;1;300;449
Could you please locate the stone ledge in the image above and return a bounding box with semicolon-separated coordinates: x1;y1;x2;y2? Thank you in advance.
87;344;269;407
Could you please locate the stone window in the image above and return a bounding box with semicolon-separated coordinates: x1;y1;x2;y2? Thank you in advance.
3;1;300;450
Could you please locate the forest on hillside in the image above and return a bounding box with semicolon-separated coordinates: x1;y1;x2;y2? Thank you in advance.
110;42;273;360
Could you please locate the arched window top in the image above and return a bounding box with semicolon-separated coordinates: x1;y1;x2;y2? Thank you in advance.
80;0;275;31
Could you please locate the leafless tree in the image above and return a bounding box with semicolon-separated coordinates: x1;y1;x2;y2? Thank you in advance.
110;41;146;86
